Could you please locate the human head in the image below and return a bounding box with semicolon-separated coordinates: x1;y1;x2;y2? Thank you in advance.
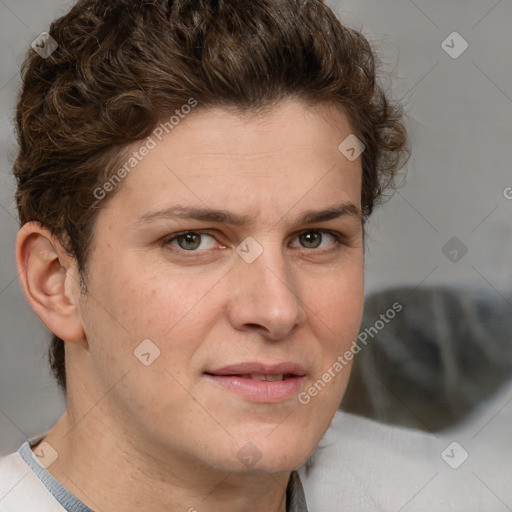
13;0;408;475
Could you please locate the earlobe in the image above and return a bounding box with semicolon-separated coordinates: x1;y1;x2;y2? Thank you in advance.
16;222;85;343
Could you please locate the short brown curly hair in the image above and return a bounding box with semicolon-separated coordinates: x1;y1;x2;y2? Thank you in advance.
13;0;409;393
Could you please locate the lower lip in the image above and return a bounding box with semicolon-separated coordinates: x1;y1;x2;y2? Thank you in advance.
205;375;305;403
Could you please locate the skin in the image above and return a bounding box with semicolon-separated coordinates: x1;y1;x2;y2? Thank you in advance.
16;99;365;512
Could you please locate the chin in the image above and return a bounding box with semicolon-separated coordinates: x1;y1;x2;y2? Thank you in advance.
222;427;318;475
228;451;311;476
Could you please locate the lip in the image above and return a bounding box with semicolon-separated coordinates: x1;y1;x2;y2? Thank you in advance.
207;362;306;376
204;362;307;403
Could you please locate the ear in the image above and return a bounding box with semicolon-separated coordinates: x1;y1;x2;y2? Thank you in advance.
16;222;85;343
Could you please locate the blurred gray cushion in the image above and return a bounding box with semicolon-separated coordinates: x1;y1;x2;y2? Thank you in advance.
341;286;512;432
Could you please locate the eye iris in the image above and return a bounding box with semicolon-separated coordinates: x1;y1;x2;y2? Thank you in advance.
178;233;201;250
300;231;322;249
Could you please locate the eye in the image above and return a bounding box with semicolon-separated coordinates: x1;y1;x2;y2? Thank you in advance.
164;231;220;251
290;230;341;250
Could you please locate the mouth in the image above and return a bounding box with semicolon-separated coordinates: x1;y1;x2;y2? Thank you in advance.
204;362;306;403
206;373;296;381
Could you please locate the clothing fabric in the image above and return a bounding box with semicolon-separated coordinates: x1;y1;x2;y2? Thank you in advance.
299;405;512;511
16;440;93;512
0;450;66;512
0;431;88;512
286;470;309;512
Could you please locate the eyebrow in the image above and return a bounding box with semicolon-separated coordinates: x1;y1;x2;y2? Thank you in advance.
134;203;362;228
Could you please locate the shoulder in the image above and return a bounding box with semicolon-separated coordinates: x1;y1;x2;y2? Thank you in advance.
299;410;511;512
0;450;65;512
299;411;439;510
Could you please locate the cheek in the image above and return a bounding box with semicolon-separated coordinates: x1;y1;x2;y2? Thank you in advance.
306;265;365;349
88;257;207;333
312;267;364;405
84;260;229;379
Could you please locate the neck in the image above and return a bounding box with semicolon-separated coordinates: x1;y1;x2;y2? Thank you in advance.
36;411;290;512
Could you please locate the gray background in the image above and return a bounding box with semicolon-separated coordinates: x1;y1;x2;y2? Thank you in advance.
0;0;511;460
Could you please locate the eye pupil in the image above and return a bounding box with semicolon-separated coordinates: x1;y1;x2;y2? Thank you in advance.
178;233;201;250
300;231;322;249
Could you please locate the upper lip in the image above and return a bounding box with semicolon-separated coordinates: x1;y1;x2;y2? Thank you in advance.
206;362;306;376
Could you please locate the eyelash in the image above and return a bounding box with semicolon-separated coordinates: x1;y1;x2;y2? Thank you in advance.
162;229;347;255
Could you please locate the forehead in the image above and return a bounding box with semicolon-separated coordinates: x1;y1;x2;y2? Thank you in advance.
98;99;363;228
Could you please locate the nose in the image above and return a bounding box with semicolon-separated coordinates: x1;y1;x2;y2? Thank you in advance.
226;246;307;341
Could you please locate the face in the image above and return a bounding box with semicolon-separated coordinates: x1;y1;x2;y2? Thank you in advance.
75;99;364;475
